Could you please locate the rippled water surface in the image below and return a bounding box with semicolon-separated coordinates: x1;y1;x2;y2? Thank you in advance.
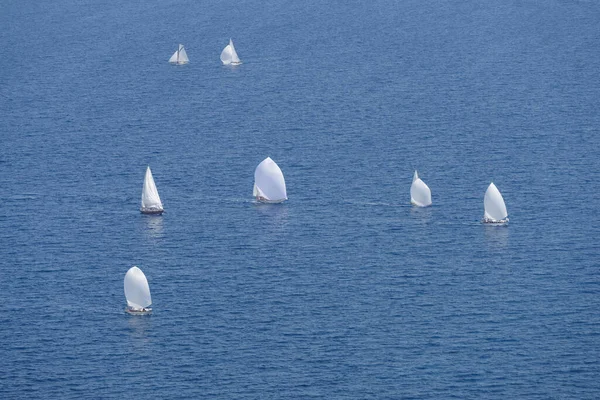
1;0;599;398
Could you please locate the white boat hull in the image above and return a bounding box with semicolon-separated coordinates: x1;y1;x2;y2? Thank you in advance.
256;196;286;204
410;199;431;207
125;307;152;315
482;217;509;225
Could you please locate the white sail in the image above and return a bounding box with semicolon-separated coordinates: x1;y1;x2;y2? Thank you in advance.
220;39;241;65
141;166;163;213
229;39;241;64
484;182;508;222
178;44;189;64
124;266;152;310
410;170;432;207
220;44;233;64
254;157;287;203
169;44;189;64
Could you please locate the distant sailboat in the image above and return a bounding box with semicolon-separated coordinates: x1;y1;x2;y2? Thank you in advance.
220;39;242;65
141;166;164;214
253;157;287;203
410;170;432;207
169;44;189;65
124;266;152;314
483;182;508;224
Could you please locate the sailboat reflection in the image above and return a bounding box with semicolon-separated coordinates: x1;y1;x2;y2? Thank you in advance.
142;214;164;239
483;223;509;248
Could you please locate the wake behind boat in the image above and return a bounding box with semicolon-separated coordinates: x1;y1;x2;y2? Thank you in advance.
124;266;152;315
253;157;287;203
220;39;242;65
141;166;164;215
483;182;509;224
169;44;189;65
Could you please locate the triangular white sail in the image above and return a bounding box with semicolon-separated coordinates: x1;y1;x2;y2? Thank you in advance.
124;266;152;311
220;39;241;65
169;44;189;64
141;166;163;214
410;170;432;207
178;44;189;63
483;182;508;223
254;157;287;203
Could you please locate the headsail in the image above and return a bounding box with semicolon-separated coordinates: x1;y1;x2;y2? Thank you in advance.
410;170;432;207
254;157;287;203
124;266;152;310
141;166;163;213
483;182;508;222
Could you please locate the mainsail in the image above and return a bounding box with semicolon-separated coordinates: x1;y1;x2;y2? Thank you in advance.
484;182;508;222
124;266;152;310
254;157;287;202
141;166;163;213
410;170;432;207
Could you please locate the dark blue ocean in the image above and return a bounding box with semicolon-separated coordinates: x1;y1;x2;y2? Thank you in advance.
1;0;599;398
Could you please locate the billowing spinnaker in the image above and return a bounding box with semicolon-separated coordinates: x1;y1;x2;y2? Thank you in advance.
254;157;287;202
484;182;508;221
220;44;233;65
124;266;152;309
141;166;163;210
410;170;432;207
221;39;240;65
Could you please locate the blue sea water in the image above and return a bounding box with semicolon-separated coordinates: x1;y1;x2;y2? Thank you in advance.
1;0;600;398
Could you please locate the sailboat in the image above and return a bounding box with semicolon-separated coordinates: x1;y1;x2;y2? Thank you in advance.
410;170;432;207
253;157;287;203
124;266;152;314
141;166;164;215
169;44;189;65
220;39;242;65
483;182;509;224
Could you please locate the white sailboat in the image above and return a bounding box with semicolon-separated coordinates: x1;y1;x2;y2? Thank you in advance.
483;182;509;224
410;170;432;207
253;157;287;203
141;166;164;215
169;44;189;65
220;39;242;65
124;266;152;314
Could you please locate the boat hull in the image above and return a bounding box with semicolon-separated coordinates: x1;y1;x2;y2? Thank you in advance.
256;196;286;204
125;307;152;315
141;208;164;215
482;217;509;225
411;200;431;207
